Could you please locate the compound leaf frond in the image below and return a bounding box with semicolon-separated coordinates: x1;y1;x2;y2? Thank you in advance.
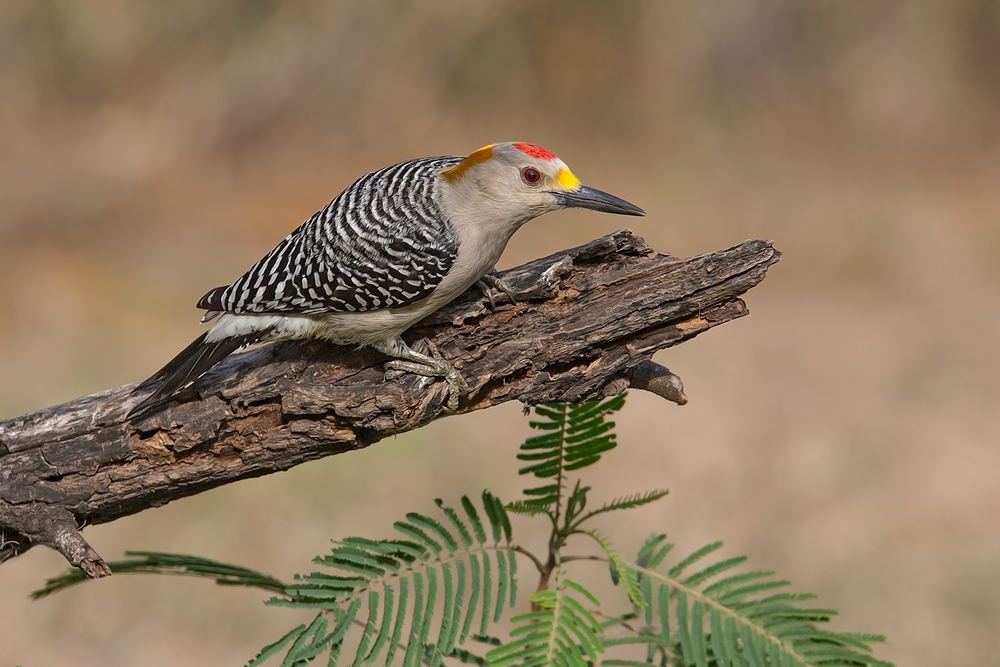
603;542;894;667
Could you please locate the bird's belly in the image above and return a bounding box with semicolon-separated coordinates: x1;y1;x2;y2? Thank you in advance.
316;260;493;346
315;240;502;345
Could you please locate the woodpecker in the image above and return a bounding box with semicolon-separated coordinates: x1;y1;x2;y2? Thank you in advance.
129;142;644;416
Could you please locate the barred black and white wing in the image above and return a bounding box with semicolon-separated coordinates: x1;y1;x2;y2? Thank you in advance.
129;156;462;417
198;156;462;315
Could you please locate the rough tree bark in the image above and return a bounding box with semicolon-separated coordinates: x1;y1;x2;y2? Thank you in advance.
0;231;780;577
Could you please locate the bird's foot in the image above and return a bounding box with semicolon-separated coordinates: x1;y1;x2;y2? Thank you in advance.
476;271;517;311
385;341;469;412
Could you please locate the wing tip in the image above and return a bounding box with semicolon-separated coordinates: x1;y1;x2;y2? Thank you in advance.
125;328;272;421
196;285;229;311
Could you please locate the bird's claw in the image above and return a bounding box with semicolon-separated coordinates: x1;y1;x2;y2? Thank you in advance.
426;341;469;412
476;280;496;310
476;272;517;311
385;340;468;412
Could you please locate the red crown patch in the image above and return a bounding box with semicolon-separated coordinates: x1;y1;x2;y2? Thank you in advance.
512;142;558;160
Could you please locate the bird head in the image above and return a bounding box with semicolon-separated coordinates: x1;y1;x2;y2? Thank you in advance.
439;142;644;230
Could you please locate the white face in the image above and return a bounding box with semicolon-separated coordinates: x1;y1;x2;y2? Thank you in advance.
439;141;643;233
466;142;578;214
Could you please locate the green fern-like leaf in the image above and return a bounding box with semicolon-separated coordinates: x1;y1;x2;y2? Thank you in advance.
36;497;517;667
256;493;516;666
576;489;669;526
604;542;894;667
488;573;604;667
517;396;627;512
581;529;645;609
505;498;553;516
636;533;674;571
32;551;289;600
519;397;625;477
245;621;315;667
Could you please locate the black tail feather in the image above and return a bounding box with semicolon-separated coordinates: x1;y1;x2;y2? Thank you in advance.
129;331;268;417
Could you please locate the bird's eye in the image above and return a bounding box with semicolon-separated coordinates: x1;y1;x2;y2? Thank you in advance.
521;167;541;185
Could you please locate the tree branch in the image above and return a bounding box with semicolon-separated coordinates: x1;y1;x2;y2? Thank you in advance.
0;230;780;575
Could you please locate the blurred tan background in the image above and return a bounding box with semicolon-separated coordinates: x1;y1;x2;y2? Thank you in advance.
2;1;999;665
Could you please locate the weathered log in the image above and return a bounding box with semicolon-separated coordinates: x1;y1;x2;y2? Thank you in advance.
0;230;780;575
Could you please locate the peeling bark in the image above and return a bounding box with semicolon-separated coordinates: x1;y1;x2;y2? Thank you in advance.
0;231;780;574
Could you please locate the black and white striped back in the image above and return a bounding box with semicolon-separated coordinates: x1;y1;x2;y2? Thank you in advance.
198;156;463;315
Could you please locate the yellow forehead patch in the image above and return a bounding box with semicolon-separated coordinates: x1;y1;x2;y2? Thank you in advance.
440;144;495;182
556;167;581;189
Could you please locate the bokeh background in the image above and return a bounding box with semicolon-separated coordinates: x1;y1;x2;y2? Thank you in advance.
2;1;999;665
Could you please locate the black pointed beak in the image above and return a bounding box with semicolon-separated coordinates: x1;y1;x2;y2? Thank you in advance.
555;185;645;216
